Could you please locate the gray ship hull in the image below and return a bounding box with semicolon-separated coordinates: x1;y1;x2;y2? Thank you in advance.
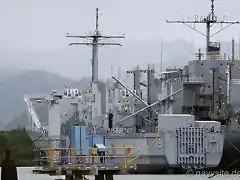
129;130;240;174
217;131;240;171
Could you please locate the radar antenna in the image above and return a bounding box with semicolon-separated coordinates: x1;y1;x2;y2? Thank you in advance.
67;8;125;83
166;0;240;54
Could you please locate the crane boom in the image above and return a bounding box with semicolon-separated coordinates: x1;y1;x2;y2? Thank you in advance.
23;94;47;136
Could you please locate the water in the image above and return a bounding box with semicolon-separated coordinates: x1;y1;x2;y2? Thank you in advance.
1;167;240;180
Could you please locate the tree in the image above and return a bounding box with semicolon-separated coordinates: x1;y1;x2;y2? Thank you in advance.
0;135;7;160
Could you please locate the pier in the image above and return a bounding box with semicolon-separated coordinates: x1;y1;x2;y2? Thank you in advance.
33;147;136;180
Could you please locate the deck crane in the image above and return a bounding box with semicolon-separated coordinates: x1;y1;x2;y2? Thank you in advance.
23;94;47;137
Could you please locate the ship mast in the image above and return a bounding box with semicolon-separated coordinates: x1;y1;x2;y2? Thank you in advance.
166;0;240;55
67;8;125;83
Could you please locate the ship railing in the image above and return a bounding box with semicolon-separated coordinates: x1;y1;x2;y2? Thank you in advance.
199;90;213;95
195;55;240;60
195;55;225;60
230;79;240;85
166;77;203;83
199;99;212;106
205;55;225;60
182;76;203;82
39;147;134;170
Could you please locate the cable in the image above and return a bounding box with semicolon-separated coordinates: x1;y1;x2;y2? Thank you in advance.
124;132;160;166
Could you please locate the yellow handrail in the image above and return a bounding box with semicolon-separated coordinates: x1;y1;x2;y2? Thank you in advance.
50;156;131;158
46;147;133;150
48;147;133;170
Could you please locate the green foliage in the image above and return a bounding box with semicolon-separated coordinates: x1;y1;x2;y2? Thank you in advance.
0;128;34;166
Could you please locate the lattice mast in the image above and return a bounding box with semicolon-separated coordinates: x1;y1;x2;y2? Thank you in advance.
166;0;240;55
67;8;125;83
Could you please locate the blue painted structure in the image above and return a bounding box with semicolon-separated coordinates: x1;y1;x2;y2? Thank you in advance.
69;126;110;165
88;135;105;148
70;125;89;155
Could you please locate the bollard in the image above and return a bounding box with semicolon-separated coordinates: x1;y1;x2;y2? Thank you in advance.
105;172;114;180
95;171;104;180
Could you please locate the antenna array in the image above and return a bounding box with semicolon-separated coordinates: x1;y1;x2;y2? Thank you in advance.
166;0;240;54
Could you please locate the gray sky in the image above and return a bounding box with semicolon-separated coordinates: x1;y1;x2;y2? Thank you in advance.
1;0;240;79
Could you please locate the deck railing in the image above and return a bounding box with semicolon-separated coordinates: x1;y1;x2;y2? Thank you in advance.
47;147;134;170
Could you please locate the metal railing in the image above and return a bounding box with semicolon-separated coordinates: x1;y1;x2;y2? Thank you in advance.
195;55;240;61
230;79;240;85
166;77;203;83
199;99;212;106
205;55;224;60
47;147;134;170
183;77;204;82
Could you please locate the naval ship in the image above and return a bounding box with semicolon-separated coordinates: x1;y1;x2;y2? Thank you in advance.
23;0;240;174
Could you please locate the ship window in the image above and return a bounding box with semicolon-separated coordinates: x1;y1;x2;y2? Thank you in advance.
220;63;223;66
201;63;203;65
208;86;211;88
201;75;203;77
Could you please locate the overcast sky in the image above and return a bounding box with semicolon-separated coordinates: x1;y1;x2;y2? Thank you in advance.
1;0;240;79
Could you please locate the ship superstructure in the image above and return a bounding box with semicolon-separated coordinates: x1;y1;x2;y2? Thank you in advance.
165;0;240;171
22;1;240;178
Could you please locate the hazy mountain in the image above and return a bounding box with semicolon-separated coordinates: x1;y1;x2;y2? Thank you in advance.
5;104;48;130
2;39;238;130
5;77;91;130
0;39;236;79
0;70;90;128
0;40;196;79
0;68;23;82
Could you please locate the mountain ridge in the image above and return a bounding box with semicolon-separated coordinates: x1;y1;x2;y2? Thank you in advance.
0;70;90;129
2;39;238;129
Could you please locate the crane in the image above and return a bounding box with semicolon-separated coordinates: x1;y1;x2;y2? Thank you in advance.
23;94;47;136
